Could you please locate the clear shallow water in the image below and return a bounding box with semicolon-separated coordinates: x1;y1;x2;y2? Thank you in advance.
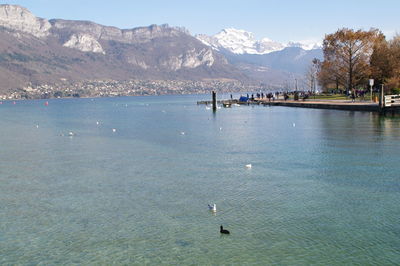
1;95;400;265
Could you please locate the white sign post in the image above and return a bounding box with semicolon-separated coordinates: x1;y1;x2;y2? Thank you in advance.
369;79;374;102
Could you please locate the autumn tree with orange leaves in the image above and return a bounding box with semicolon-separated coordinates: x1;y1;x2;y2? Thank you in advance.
318;28;384;93
371;35;400;93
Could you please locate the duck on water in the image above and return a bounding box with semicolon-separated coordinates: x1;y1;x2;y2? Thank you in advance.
220;225;230;234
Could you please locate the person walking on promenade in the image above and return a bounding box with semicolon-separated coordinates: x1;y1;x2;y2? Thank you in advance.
351;91;356;103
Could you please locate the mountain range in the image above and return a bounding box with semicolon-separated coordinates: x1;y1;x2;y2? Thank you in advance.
196;29;323;87
196;28;321;55
0;4;323;95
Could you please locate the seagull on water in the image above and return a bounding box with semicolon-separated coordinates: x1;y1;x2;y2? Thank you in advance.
208;204;216;212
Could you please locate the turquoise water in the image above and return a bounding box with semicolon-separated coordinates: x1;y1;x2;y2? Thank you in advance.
1;95;400;265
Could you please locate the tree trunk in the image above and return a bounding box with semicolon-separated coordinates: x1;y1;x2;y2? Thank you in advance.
336;78;339;92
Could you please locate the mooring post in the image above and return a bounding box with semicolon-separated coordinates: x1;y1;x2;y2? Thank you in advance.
212;91;217;112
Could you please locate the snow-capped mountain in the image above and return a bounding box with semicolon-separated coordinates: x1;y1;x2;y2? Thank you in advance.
287;40;322;50
196;28;321;55
196;28;324;86
196;28;285;54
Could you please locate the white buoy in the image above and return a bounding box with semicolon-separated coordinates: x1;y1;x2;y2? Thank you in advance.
293;123;296;127
112;128;117;132
219;127;222;131
180;131;185;135
36;124;39;128
96;121;99;125
68;131;74;137
245;164;252;168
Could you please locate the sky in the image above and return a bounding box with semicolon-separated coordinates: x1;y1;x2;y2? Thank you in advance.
1;0;399;43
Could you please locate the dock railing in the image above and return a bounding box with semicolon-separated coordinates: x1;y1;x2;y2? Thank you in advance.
384;95;400;107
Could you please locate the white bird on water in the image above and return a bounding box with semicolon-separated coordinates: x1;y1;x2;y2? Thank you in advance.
245;164;252;168
208;204;217;212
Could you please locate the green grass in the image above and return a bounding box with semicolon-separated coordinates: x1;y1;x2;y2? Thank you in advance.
282;94;378;102
312;94;348;100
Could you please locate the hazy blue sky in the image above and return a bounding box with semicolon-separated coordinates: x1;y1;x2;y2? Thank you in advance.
2;0;399;43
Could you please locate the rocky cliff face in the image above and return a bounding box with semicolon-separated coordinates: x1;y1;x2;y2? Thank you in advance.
0;5;246;92
0;5;51;38
160;48;214;71
63;33;105;54
50;20;186;44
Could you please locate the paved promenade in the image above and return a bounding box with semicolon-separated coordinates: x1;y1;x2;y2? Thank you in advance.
258;99;381;112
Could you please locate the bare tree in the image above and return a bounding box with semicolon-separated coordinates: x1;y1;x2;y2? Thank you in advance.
305;58;320;94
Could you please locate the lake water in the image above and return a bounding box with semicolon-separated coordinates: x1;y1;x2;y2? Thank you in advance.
1;95;400;265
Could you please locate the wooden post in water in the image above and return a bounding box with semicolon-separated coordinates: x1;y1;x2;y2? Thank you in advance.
212;91;217;112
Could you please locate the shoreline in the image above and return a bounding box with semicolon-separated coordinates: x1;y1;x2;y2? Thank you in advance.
258;99;381;112
199;97;400;114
